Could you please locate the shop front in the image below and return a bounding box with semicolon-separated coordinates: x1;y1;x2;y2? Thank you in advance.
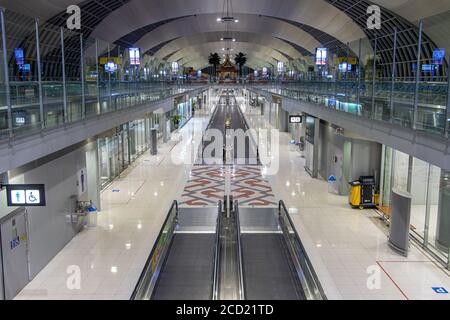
98;116;151;189
129;118;149;162
174;96;192;129
98;125;130;188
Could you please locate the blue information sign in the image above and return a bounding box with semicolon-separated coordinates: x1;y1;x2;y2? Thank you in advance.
432;287;449;294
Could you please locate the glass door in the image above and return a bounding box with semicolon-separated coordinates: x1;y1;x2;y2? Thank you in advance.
109;135;120;179
409;158;430;240
428;168;450;265
98;138;110;187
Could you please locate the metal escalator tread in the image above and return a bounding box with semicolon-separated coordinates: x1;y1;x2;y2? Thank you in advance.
241;234;302;300
152;234;215;300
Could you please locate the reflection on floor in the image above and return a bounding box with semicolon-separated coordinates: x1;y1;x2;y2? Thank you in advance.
13;95;450;300
14;116;210;300
231;166;277;207
179;166;225;207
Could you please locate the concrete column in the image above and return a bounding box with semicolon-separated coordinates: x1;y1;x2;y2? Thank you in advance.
436;170;450;250
86;141;101;211
312;117;320;178
279;107;289;133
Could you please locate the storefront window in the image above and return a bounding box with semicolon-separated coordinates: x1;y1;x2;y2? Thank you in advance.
98;119;151;189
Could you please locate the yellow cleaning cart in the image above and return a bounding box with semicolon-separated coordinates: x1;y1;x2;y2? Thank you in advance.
349;176;378;209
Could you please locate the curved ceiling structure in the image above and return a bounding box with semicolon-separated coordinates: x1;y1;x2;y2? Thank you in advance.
1;0;449;78
171;42;289;67
134;14;321;57
90;0;365;45
152;32;304;65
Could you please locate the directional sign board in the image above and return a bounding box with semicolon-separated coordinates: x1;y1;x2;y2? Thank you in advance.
6;184;46;207
289;115;303;124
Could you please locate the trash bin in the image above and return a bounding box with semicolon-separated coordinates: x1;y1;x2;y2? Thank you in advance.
87;206;98;227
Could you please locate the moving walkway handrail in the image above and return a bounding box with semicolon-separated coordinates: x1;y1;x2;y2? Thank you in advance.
212;201;222;300
130;200;179;300
278;200;327;300
234;200;246;300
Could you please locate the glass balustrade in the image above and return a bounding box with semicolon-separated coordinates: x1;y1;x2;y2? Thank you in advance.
0;81;202;141
254;79;449;138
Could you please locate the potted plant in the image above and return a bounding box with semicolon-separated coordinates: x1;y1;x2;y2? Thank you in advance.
172;114;183;129
192;100;198;116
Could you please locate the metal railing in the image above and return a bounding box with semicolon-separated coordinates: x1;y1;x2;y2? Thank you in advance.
130;200;179;300
234;200;246;301
1;81;206;141
212;200;222;300
252;79;450;138
278;200;327;300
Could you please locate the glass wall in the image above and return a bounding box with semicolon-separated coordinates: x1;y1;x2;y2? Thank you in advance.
176;98;193;128
381;146;449;266
288;114;303;142
98;116;151;188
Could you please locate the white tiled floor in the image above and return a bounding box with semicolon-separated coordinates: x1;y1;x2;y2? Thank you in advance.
15;94;450;300
240;96;450;300
15;113;211;300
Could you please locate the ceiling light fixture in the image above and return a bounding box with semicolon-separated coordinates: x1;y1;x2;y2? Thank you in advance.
218;0;238;43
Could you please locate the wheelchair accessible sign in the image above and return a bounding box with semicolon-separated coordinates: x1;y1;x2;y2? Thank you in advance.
6;184;46;207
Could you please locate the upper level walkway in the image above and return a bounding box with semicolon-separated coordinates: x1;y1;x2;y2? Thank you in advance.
249;80;450;171
0;82;207;173
254;80;450;138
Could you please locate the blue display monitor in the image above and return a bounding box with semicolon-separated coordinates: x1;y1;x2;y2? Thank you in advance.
433;48;446;65
14;48;24;65
339;63;352;72
105;62;117;73
22;64;31;72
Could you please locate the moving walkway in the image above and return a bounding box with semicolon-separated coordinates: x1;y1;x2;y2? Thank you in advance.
238;201;325;300
131;202;220;300
132;92;325;300
131;199;326;300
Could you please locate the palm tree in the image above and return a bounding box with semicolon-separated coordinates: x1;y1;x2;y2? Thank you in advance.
234;52;247;81
208;53;221;80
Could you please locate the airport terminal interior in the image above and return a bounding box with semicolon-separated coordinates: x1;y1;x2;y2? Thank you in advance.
0;0;450;301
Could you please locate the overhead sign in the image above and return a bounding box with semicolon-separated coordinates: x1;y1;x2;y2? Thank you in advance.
315;48;328;66
433;48;446;65
277;61;284;73
129;48;141;65
335;57;358;65
99;57;123;65
172;61;179;74
6;184;46;207
338;62;353;72
105;62;117;73
14;48;24;65
289;115;303;124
